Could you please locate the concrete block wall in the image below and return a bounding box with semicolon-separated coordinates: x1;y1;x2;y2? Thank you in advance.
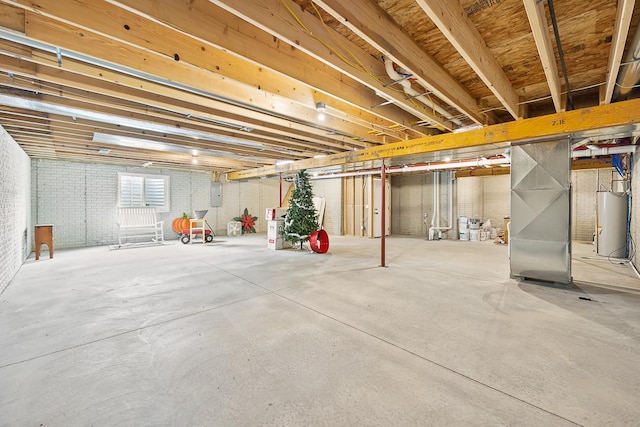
220;178;280;235
457;174;510;229
311;178;342;236
456;176;484;222
31;159;281;248
391;173;432;236
392;169;608;241
0;126;31;293
571;169;598;242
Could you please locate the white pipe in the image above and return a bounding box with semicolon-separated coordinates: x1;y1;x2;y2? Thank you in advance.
395;157;509;173
571;145;637;158
382;57;463;126
429;170;454;239
448;171;453;233
429;171;440;239
310;156;510;180
437;173;441;231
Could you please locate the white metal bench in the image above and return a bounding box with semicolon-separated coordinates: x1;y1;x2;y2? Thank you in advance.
117;207;164;245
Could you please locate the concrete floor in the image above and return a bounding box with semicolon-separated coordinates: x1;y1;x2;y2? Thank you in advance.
1;235;639;426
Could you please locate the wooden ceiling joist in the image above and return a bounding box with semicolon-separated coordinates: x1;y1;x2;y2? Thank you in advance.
111;0;426;139
0;52;372;155
523;0;562;112
211;0;456;130
2;0;420;144
603;0;636;104
413;0;520;119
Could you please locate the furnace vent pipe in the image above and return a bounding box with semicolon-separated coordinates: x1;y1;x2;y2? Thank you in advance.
428;170;454;240
613;21;640;100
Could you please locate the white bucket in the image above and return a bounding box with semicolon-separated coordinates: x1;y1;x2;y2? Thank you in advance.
469;229;480;241
469;218;481;229
459;230;470;240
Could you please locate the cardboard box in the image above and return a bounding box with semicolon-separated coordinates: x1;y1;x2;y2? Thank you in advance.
265;208;288;221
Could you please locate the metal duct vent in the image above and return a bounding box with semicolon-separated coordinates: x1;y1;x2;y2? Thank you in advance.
510;139;572;284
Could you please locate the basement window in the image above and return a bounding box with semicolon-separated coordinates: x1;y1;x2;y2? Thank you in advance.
117;172;170;212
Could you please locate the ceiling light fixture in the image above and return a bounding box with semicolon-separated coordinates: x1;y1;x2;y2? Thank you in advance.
316;101;326;121
97;148;111;155
142;161;153;167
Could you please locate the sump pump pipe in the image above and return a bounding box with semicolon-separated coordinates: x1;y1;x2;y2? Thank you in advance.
382;57;463;126
428;170;453;240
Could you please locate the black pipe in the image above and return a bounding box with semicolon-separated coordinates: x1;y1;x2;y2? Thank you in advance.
547;0;574;110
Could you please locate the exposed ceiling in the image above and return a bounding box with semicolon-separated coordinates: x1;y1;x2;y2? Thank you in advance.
0;0;638;176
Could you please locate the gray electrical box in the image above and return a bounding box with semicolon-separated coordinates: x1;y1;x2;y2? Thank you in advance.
210;182;222;207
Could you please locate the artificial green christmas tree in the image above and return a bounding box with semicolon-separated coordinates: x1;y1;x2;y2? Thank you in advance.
283;169;319;249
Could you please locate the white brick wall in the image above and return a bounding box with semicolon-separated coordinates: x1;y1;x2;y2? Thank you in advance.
480;174;510;229
393;168;612;241
391;169;611;241
456;174;510;229
456;175;484;221
393;172;510;237
0;125;31;293
571;169;598;242
31;159;282;247
311;178;342;235
391;173;432;236
28;159;620;248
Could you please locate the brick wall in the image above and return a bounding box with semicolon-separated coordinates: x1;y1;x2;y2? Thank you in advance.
0;126;31;293
572;169;597;242
220;178;280;235
391;173;432;236
31;159;281;248
391;169;608;240
311;178;342;235
457;174;510;229
392;172;510;237
456;175;484;222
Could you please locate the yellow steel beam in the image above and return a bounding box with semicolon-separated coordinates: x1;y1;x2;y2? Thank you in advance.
227;99;640;180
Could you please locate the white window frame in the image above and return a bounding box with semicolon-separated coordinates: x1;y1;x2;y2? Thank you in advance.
117;172;170;212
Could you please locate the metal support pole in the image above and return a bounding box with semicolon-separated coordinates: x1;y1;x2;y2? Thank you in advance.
279;174;282;207
381;163;386;267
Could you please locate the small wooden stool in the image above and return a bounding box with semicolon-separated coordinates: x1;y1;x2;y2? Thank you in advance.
35;224;54;260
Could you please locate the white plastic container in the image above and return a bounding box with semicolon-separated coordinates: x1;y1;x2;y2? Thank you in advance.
459;229;470;240
468;218;481;229
459;216;469;231
469;229;480;241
